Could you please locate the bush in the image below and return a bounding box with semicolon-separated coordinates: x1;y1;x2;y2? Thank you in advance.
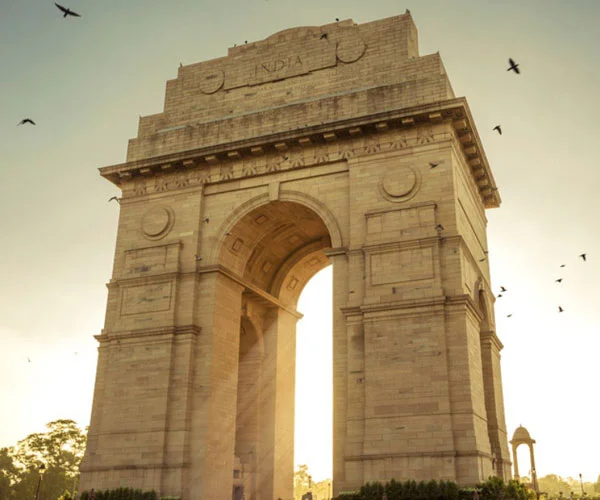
337;492;361;500
80;487;158;500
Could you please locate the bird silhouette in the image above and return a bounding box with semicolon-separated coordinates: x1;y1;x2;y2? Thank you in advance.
507;57;520;74
195;255;202;261
558;306;564;313
560;264;566;268
282;156;289;161
108;196;120;203
555;278;563;283
18;118;36;126
203;217;210;223
429;161;440;169
497;294;503;298
500;286;507;292
55;3;81;17
579;253;587;261
320;33;328;40
335;18;340;22
27;358;31;363
435;224;444;232
507;314;512;318
493;125;502;135
479;257;487;262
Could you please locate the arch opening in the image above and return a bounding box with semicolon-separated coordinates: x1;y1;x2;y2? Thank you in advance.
294;266;333;488
221;201;333;500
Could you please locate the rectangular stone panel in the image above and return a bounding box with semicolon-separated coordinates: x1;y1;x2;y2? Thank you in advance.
365;203;436;245
369;247;434;286
120;281;173;316
123;243;180;277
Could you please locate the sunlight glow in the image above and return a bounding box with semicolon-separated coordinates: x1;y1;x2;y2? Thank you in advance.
294;266;333;482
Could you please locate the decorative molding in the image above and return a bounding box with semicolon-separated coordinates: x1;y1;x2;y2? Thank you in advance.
103;100;500;210
141;205;175;240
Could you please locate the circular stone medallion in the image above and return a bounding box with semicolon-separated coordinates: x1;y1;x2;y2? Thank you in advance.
380;165;420;202
198;69;225;94
336;37;366;63
141;206;174;240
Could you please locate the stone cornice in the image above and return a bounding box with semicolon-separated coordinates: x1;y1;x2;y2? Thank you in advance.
444;293;482;322
481;329;504;351
100;97;500;209
197;264;303;319
95;324;201;343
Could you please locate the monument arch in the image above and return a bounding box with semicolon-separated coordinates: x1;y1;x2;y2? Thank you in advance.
80;13;512;499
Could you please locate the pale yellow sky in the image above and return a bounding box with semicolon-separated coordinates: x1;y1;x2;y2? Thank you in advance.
1;0;600;485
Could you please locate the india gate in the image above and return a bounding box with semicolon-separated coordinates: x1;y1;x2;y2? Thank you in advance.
79;12;512;500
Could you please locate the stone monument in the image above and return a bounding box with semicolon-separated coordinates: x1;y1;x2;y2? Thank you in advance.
79;13;511;499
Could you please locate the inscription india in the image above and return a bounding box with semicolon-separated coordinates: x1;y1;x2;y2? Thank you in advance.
237;37;337;88
255;55;304;79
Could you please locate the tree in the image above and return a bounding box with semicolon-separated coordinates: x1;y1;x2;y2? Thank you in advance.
4;419;86;500
294;465;312;500
537;474;572;497
0;447;18;499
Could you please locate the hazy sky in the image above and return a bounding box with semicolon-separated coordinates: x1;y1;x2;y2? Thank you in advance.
1;0;599;486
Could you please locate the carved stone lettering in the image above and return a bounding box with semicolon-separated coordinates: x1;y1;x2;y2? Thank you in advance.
256;55;303;77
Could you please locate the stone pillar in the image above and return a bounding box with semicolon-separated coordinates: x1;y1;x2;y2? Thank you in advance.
480;330;512;479
511;443;520;480
257;306;298;500
189;271;244;500
327;250;351;496
445;297;494;484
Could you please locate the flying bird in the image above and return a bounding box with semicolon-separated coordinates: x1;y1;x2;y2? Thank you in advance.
18;118;36;126
55;3;81;17
493;125;502;135
429;161;440;169
203;217;210;223
497;294;503;298
108;196;120;203
555;278;563;283
335;18;340;22
507;57;520;74
507;314;512;318
479;257;486;262
579;253;587;261
500;286;507;292
558;306;564;313
560;264;566;268
435;224;444;232
320;33;328;40
28;358;31;363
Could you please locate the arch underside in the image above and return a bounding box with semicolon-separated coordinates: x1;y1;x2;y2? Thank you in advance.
219;200;332;308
